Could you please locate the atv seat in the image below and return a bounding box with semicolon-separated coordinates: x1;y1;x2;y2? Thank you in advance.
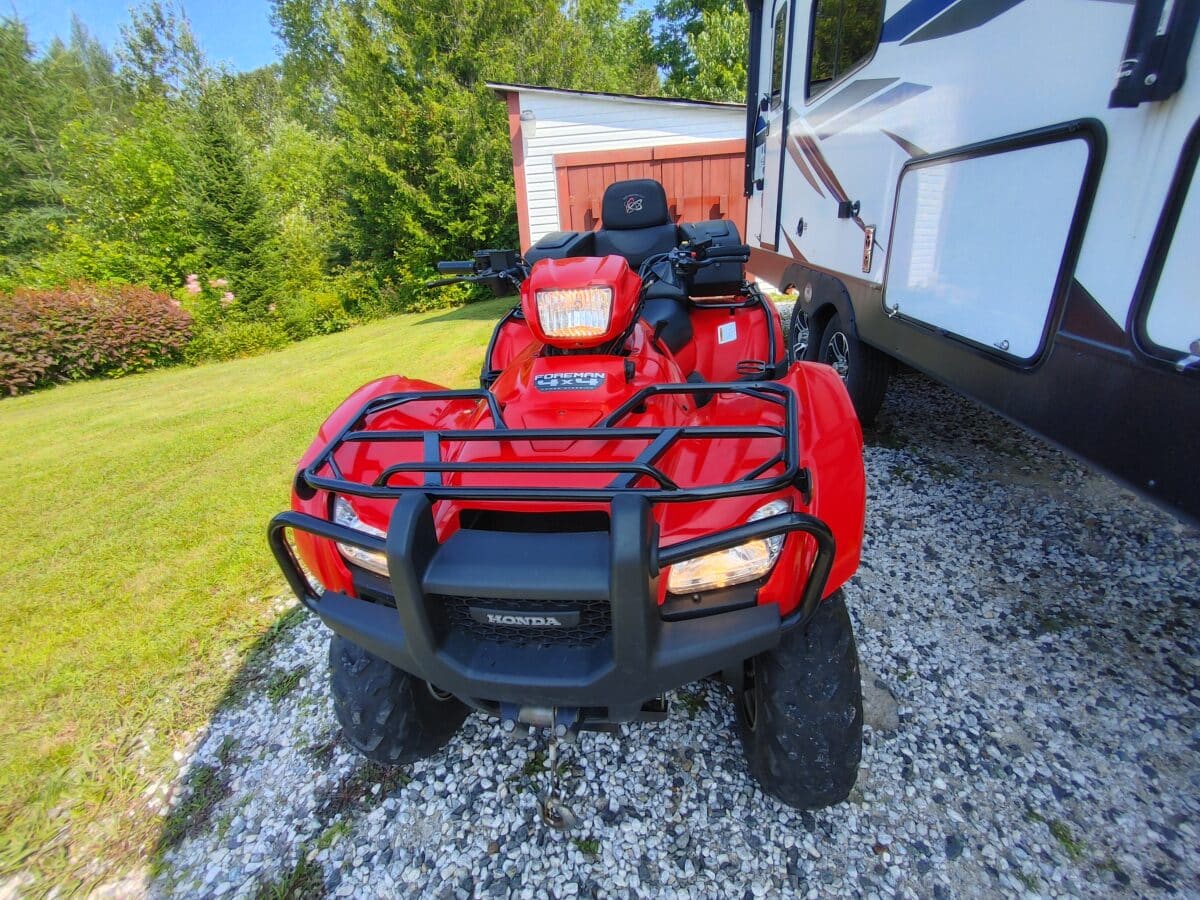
593;179;679;269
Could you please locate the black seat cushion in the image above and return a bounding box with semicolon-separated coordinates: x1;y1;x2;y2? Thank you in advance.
593;224;678;269
593;179;679;269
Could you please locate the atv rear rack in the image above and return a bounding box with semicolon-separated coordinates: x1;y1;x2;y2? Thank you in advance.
299;381;809;503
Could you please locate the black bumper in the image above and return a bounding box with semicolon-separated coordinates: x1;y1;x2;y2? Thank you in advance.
269;493;834;720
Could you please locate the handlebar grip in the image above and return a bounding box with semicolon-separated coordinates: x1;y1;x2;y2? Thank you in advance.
437;260;476;276
705;244;752;260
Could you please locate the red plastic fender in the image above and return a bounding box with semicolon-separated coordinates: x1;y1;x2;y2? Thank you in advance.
780;362;866;598
289;376;451;597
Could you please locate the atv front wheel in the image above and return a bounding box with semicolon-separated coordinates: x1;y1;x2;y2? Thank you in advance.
329;634;468;765
736;591;863;809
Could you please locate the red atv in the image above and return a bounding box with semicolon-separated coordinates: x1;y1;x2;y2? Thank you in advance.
270;179;866;814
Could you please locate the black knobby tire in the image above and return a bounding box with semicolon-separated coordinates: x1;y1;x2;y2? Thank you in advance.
328;634;468;765
736;591;863;809
815;311;889;425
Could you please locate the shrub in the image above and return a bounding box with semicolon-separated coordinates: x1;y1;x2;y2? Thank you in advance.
276;289;352;341
0;283;192;396
183;320;290;364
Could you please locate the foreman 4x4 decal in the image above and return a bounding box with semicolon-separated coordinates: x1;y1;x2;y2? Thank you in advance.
534;372;606;392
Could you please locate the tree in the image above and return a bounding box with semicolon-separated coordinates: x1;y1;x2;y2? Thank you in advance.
652;0;747;101
188;89;274;311
688;3;749;102
32;98;198;289
274;0;661;302
117;1;204;100
0;20;69;284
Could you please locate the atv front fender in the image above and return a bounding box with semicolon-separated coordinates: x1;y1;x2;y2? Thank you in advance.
781;361;866;598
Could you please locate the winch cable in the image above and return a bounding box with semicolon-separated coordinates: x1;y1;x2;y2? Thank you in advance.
537;713;579;830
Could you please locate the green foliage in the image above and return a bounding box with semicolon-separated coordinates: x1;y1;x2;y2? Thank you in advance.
0;20;70;283
188;89;274;311
652;0;747;102
117;0;204;100
0;0;751;378
689;3;749;102
183;320;290;364
31;98;199;290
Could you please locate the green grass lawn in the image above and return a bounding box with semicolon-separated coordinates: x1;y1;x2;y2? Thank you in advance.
0;299;507;891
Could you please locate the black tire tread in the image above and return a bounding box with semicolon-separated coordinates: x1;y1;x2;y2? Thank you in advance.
817;312;889;425
737;592;863;809
328;635;467;765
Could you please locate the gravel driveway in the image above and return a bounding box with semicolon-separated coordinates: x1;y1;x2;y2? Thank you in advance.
152;371;1200;899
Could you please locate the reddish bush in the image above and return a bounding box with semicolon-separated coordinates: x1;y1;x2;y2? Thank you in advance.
0;284;192;396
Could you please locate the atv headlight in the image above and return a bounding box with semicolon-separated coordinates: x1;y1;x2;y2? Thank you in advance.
535;286;613;338
667;500;790;594
332;496;388;577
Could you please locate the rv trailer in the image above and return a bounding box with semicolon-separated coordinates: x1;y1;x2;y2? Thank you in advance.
744;0;1200;525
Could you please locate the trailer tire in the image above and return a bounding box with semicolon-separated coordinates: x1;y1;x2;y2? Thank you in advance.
788;307;818;362
816;311;889;424
736;592;863;809
329;634;468;765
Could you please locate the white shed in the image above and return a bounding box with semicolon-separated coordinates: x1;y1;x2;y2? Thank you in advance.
488;83;747;251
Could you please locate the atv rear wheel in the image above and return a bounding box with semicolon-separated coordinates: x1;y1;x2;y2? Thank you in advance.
815;311;889;425
736;591;863;809
329;634;468;765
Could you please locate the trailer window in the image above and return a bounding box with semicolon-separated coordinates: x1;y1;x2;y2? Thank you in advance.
770;4;788;109
807;0;883;97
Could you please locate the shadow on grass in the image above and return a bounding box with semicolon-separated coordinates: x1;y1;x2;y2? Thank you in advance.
415;299;514;325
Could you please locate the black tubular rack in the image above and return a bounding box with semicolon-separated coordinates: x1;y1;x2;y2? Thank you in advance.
299;381;808;503
270;379;841;697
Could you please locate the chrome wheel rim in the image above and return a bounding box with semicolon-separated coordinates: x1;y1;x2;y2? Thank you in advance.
791;310;810;360
826;331;850;379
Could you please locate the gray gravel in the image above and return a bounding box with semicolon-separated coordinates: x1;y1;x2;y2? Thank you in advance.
152;370;1200;899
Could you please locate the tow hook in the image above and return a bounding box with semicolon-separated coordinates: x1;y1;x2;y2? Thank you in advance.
501;704;581;830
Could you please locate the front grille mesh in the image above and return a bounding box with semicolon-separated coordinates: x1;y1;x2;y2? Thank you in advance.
432;594;611;647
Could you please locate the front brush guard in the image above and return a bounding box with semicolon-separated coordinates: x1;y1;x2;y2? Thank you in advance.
269;493;835;718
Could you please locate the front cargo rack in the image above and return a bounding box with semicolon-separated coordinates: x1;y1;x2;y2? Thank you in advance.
272;379;841;646
299;381;809;503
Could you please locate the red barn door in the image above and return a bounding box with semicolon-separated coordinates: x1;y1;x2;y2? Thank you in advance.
554;139;746;233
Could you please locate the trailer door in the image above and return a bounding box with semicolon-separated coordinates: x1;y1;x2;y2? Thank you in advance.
755;0;791;250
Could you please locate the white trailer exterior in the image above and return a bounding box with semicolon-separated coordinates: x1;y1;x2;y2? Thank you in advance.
744;0;1200;523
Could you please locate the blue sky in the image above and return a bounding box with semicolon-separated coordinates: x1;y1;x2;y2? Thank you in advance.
15;0;281;71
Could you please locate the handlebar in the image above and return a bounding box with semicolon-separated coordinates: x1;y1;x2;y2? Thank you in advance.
701;244;752;262
437;260;477;276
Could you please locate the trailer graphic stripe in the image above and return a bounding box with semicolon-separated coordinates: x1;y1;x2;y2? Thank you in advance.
880;0;959;42
881;129;928;158
804;78;898;130
902;0;1025;44
785;131;826;197
817;82;931;140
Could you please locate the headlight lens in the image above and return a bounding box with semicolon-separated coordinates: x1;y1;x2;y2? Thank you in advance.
535;286;613;338
666;499;790;594
332;496;389;576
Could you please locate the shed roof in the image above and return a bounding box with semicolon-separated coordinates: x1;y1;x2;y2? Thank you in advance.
485;82;744;112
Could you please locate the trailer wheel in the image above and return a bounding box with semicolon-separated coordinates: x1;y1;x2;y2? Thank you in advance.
816;312;889;424
736;591;863;809
329;634;468;765
788;307;817;362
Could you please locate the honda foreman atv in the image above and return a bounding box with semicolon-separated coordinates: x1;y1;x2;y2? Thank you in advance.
269;180;867;816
